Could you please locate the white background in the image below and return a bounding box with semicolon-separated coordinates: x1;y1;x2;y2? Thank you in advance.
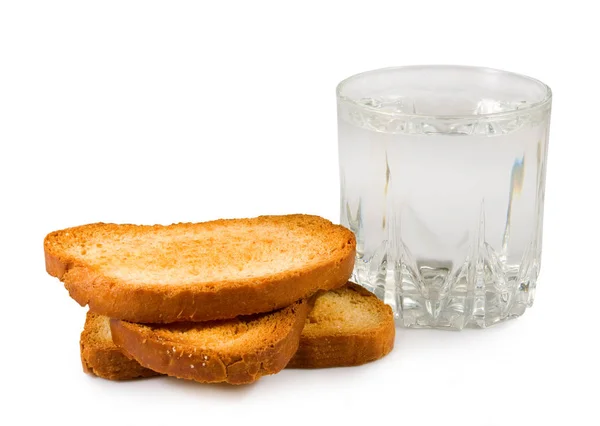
1;1;598;425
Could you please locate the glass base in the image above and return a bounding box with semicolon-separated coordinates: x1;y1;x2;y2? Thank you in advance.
352;271;536;330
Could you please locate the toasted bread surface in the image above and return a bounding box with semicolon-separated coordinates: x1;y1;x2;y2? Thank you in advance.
287;283;395;368
80;312;158;380
45;214;355;323
110;299;311;384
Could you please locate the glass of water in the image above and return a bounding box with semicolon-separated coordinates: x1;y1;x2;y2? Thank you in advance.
337;65;552;329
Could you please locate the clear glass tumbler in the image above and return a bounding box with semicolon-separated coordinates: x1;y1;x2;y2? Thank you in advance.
337;65;552;329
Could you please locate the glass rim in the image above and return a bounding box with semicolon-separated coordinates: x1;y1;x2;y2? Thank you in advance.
336;65;552;121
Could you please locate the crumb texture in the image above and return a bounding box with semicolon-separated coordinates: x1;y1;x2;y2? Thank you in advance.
288;283;395;368
46;215;352;286
303;284;387;335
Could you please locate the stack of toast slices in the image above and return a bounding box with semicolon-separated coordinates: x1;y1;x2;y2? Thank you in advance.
45;214;395;385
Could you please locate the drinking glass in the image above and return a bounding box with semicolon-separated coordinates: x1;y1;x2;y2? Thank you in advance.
337;65;552;329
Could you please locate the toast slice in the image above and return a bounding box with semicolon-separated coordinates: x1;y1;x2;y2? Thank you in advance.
81;312;158;380
287;283;395;368
110;299;311;385
81;284;395;380
45;214;355;323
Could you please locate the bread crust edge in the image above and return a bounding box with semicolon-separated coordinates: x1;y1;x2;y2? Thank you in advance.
109;299;311;385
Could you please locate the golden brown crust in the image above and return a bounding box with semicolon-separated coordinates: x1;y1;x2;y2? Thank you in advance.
287;283;395;368
45;215;355;323
80;285;395;380
80;312;159;380
110;299;311;385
